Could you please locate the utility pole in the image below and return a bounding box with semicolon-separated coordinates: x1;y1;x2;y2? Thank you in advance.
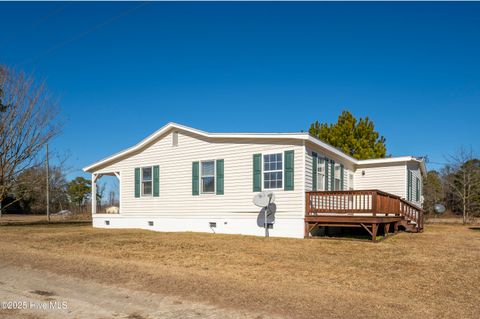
46;144;50;221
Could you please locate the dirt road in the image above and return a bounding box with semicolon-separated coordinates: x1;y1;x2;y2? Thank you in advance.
0;264;269;319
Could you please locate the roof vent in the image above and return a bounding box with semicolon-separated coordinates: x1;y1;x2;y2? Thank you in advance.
172;131;178;147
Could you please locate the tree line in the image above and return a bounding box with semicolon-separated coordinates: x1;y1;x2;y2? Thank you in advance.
0;65;113;217
423;149;480;224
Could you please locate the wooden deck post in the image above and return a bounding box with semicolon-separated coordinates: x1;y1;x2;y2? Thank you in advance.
394;222;398;234
384;223;391;237
304;221;310;238
371;223;378;242
371;191;377;217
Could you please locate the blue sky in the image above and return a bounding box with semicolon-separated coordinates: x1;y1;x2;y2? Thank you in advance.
1;1;479;178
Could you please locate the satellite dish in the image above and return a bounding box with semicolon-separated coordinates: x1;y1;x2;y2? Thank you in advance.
257;204;277;225
253;191;275;208
434;204;446;214
253;191;276;238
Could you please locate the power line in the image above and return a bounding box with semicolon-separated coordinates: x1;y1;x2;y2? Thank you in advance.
31;2;71;29
4;2;71;44
16;1;151;67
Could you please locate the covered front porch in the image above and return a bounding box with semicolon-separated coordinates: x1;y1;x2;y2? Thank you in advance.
91;171;121;215
305;190;424;242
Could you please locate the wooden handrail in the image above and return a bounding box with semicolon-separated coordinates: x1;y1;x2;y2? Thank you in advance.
306;190;424;230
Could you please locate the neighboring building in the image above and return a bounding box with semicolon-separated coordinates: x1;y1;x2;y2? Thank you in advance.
84;122;426;240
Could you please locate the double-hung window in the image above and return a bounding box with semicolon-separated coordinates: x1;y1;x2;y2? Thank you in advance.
263;153;283;189
141;167;153;196
334;163;342;190
317;157;326;191
201;161;215;193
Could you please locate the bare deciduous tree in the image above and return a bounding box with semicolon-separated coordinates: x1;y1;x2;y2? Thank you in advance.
0;65;62;217
442;147;480;224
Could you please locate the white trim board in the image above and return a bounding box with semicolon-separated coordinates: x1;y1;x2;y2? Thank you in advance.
83;122;426;174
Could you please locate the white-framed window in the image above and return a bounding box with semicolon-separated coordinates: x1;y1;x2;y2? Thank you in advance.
141;166;153;196
263;153;283;189
334;163;342;190
317;157;326;191
201;160;215;193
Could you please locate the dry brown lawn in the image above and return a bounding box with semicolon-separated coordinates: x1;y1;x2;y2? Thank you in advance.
0;213;91;225
0;220;479;319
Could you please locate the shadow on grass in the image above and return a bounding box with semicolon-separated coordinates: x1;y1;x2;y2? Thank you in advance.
310;226;391;242
0;220;92;227
470;227;480;232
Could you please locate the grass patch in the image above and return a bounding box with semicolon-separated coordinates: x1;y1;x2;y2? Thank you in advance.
0;224;479;318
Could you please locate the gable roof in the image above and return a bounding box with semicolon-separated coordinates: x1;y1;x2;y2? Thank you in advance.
83;122;426;174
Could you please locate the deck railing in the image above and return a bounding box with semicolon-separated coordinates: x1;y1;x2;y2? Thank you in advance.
306;190;423;229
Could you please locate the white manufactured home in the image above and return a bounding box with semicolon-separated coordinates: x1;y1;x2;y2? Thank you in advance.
84;122;426;241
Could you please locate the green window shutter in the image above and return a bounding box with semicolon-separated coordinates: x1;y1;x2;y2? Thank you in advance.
312;152;318;191
192;162;199;196
324;158;329;191
153;165;159;197
330;160;335;191
253;154;262;192
416;177;420;201
407;170;412;201
340;164;344;191
134;168;140;198
419;177;422;200
216;159;224;195
284;150;294;191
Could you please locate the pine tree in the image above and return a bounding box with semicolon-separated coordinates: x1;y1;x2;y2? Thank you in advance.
308;110;387;160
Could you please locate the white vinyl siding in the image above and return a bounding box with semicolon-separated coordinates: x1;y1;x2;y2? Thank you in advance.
355;163;406;199
92;131;305;219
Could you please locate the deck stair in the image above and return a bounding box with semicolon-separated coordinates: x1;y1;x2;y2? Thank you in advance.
305;190;424;241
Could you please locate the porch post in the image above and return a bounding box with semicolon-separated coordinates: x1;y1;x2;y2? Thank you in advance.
91;173;97;215
114;172;121;213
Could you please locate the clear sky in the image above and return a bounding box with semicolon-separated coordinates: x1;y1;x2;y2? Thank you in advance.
1;1;479;178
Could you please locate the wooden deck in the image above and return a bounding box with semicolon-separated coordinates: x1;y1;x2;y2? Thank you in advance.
305;190;424;242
